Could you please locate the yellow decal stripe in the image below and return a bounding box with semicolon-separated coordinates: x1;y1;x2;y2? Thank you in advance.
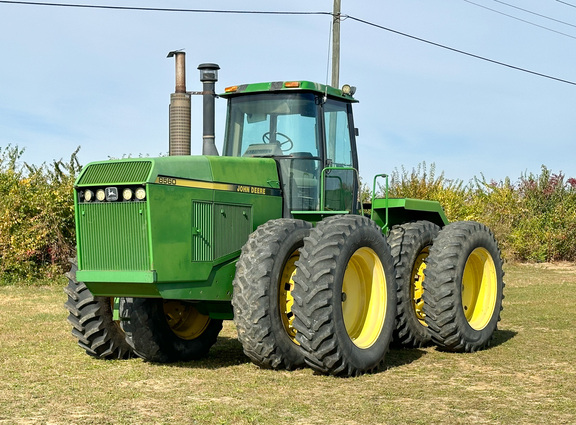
155;176;281;196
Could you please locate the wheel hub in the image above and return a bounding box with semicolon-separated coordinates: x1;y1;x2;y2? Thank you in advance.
342;247;387;349
462;247;498;330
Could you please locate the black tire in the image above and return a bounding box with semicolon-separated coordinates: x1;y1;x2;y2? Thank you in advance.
423;221;505;352
292;215;397;377
119;298;223;363
63;259;132;359
388;221;440;348
232;219;312;370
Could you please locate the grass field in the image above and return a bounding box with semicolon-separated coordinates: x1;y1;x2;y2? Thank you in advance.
1;263;575;425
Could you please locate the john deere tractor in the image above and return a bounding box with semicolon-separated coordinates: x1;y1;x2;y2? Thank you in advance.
64;79;504;376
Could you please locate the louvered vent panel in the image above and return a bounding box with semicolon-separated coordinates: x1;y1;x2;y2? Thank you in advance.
192;201;214;262
214;204;252;259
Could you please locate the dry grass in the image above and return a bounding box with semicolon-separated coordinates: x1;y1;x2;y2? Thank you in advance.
1;263;575;424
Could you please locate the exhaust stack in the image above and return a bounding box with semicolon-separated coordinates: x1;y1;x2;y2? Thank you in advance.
167;50;191;156
198;63;220;156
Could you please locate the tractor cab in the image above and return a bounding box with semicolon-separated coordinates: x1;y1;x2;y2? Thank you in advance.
221;81;360;218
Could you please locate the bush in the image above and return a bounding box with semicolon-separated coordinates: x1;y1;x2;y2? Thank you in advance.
0;145;80;283
380;162;576;262
1;149;574;284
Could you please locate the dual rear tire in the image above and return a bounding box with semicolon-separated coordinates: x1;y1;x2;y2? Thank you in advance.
388;220;504;353
388;221;440;348
423;221;504;352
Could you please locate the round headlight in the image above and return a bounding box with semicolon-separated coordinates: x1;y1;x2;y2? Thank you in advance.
84;190;93;202
96;189;106;202
135;187;146;200
122;188;133;201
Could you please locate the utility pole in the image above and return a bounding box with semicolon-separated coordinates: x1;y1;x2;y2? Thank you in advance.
331;0;341;88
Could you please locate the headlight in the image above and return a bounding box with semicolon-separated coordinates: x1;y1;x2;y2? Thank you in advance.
96;189;106;202
122;188;133;201
135;187;146;200
84;190;94;202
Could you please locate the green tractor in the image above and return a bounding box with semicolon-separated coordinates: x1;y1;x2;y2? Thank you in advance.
64;79;504;377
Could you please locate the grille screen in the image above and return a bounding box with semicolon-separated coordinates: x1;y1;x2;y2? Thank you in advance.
78;202;150;271
78;161;153;186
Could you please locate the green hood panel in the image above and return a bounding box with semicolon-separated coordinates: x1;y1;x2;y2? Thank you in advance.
75;156;280;188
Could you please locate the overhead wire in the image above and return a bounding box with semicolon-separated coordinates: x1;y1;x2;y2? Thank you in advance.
0;1;331;15
461;0;576;40
1;0;575;86
491;0;576;29
557;1;576;9
345;15;576;86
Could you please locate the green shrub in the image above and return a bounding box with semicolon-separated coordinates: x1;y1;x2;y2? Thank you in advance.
385;162;474;221
0;145;80;283
510;166;576;261
1;148;575;284
381;162;576;262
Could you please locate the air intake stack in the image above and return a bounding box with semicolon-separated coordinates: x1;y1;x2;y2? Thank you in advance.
198;63;220;156
167;50;191;156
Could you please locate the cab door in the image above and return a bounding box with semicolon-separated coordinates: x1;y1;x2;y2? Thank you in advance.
322;98;359;213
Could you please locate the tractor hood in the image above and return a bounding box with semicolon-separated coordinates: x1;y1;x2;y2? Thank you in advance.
75;155;281;190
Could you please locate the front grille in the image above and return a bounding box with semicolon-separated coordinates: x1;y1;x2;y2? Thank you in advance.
77;161;153;186
77;202;150;271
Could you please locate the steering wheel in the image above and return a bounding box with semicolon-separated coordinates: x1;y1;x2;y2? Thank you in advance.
262;131;294;151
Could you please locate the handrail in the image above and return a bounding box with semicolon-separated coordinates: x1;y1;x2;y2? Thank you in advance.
371;174;389;230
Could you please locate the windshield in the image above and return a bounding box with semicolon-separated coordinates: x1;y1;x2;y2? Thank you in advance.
223;92;320;158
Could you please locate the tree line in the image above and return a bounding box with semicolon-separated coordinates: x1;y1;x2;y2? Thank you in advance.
1;146;574;283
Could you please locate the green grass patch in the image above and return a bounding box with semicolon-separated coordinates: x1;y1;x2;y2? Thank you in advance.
1;263;575;424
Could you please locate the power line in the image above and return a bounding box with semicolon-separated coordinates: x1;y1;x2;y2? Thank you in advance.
557;1;576;9
461;0;576;40
1;0;575;86
0;1;331;15
492;0;576;29
346;15;576;86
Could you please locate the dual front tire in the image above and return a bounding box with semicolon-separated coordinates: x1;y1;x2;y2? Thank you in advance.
232;219;312;370
119;298;223;363
233;215;397;377
291;215;397;377
64;259;133;360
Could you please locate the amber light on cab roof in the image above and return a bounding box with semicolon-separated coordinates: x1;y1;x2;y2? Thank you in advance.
284;81;300;88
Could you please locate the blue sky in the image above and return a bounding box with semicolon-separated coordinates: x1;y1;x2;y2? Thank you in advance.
1;0;575;184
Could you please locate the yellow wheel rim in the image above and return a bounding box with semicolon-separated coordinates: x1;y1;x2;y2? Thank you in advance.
163;300;210;340
342;247;387;349
411;248;429;326
462;248;498;330
279;251;299;344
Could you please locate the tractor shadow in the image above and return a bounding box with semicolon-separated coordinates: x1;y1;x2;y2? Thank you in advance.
168;329;517;371
169;336;251;370
384;348;427;370
488;329;517;348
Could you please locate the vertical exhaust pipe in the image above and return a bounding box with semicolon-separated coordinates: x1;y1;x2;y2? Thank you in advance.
167;50;191;156
198;63;220;156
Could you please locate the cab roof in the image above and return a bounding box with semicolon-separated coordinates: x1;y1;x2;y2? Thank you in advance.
220;80;358;103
